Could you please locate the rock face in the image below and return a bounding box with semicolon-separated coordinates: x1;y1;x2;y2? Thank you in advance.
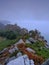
26;48;36;54
41;59;49;65
5;24;21;31
9;48;15;54
0;23;28;36
20;28;28;35
15;39;25;45
17;43;44;65
7;56;16;63
25;40;31;44
45;44;49;48
17;52;22;57
7;55;34;65
28;38;36;43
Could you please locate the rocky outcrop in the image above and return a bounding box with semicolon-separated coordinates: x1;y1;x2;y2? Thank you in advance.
20;28;28;35
5;24;21;32
17;43;44;65
41;59;49;65
7;55;34;65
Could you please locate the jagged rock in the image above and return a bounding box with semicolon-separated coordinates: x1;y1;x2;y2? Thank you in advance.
0;48;8;54
29;37;36;43
45;44;49;48
7;55;34;65
25;40;32;44
5;24;21;31
17;52;22;57
14;46;19;51
5;56;16;64
26;48;36;54
41;59;49;65
15;39;25;45
9;48;15;54
20;28;28;35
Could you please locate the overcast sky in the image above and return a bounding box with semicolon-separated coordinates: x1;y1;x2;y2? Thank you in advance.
0;0;49;42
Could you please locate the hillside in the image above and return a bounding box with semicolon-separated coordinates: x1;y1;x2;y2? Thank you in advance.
0;23;49;65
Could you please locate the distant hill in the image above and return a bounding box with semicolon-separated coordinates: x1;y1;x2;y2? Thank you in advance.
0;21;49;65
5;24;21;32
0;20;10;30
0;22;28;39
0;21;47;42
0;20;10;25
0;22;5;30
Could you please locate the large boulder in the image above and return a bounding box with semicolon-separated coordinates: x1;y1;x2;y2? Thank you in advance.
25;40;31;44
7;55;34;65
28;37;36;43
26;48;36;54
15;39;25;45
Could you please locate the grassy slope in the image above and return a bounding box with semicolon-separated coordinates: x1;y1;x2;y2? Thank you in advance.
25;41;49;60
0;37;6;42
0;37;49;60
0;38;20;51
0;36;22;51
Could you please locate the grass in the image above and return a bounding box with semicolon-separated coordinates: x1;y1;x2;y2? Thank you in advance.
0;37;6;42
25;41;49;60
0;40;13;50
0;36;49;60
0;36;22;51
0;37;20;51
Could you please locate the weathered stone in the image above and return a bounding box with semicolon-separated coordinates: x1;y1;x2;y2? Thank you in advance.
29;37;36;43
17;52;22;57
25;40;31;44
41;59;49;65
26;48;36;54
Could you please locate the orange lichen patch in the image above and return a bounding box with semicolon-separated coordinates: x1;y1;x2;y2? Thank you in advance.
17;43;44;65
17;43;25;49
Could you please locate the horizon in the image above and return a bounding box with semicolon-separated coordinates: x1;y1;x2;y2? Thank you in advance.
0;20;49;44
0;0;49;43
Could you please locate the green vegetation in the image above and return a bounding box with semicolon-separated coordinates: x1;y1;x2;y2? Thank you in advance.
0;40;14;50
29;29;41;39
0;37;6;42
0;31;17;39
9;50;19;57
0;37;20;50
0;23;49;60
25;41;49;60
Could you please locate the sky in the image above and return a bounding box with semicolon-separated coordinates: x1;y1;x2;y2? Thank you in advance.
0;0;49;43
